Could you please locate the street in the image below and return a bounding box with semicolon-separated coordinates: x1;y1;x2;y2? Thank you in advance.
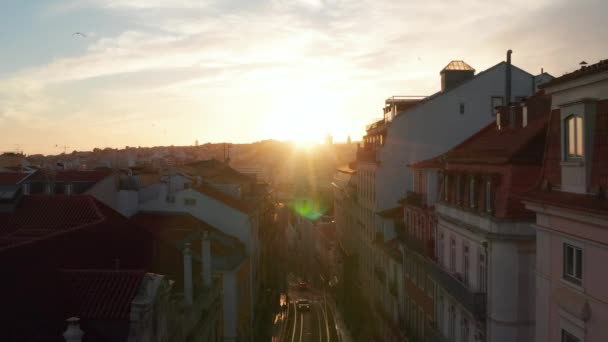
272;278;341;342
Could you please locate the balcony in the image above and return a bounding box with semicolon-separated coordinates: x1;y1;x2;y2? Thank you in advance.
427;261;486;320
402;234;435;260
403;191;427;208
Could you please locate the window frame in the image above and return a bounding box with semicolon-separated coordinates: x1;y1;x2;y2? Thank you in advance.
563;243;583;285
469;177;476;209
184;198;197;206
485;180;493;213
565;115;584;160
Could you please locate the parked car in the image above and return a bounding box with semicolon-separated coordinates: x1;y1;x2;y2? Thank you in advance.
297;299;311;311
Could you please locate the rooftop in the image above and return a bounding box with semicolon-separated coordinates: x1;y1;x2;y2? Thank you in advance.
542;58;608;88
441;60;475;73
194;184;254;214
60;269;145;320
0;195;133;252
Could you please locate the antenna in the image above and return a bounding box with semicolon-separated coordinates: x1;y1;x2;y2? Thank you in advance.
55;144;70;154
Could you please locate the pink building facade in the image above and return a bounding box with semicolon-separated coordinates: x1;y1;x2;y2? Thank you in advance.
523;59;608;342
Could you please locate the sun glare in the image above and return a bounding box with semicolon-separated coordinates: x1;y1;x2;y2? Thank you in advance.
261;81;341;145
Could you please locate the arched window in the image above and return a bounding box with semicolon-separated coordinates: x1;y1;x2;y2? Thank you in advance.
469;177;476;209
565;115;584;158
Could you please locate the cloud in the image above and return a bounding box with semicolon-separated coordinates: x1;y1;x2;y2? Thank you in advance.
2;0;607;153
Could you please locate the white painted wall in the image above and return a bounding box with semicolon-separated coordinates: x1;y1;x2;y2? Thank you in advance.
87;175;119;210
138;185;252;252
377;63;535;210
222;270;239;341
117;190;139;217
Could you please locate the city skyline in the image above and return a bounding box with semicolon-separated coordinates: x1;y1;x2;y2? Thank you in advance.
1;0;607;154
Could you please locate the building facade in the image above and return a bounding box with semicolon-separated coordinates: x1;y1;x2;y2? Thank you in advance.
523;59;608;342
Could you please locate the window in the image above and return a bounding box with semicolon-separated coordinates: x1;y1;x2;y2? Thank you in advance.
448;306;456;341
462;318;470;342
565;115;584;158
522;105;528;128
456;175;462;206
166;195;175;203
463;245;470;285
443;175;449;201
561;329;581;342
438;295;445;329
184;198;197;206
491;96;504;116
485;180;492;213
45;183;53;195
459;102;465;115
22;183;30;195
563;243;583;285
418;263;424;289
419;307;425;338
479;252;487;292
438;233;445;266
450;238;456;271
65;183;73;195
426;277;434;298
469;177;476;208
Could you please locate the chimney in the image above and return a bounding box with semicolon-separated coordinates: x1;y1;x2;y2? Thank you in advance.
440;60;475;92
63;317;84;342
202;231;212;288
505;49;515;127
183;243;193;306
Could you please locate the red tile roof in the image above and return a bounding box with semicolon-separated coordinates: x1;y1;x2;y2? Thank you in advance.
408;156;443;169
0;195;130;252
0;172;31;185
194;184;254;213
522;190;608;217
542;59;608;89
522;100;608;214
442;93;550;165
60;269;144;320
29;170;112;183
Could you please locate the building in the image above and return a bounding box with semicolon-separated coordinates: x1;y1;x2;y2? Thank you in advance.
131;212;247;342
522;59;608;342
414;90;552;341
335;53;547;341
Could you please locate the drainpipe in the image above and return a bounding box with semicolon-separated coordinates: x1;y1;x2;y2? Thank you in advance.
202;231;212;288
183;243;193;306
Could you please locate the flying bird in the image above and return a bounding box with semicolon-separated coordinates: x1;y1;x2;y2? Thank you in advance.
72;32;87;38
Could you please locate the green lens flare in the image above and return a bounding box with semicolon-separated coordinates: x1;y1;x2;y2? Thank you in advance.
289;197;328;220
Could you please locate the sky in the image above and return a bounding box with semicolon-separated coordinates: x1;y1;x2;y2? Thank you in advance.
0;0;606;155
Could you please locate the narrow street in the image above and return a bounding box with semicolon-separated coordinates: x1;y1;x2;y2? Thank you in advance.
271;276;342;342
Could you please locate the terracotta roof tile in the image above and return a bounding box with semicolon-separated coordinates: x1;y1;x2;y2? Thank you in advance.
408;156;443;169
522;190;608;217
29;170;112;183
542;59;608;88
0;195;131;252
0;172;31;185
60;269;145;320
444;94;551;165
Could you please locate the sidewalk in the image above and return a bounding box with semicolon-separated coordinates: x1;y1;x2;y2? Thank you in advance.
328;297;354;342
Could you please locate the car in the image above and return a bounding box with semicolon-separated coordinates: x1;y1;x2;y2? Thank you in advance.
297;282;309;291
297;299;311;311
